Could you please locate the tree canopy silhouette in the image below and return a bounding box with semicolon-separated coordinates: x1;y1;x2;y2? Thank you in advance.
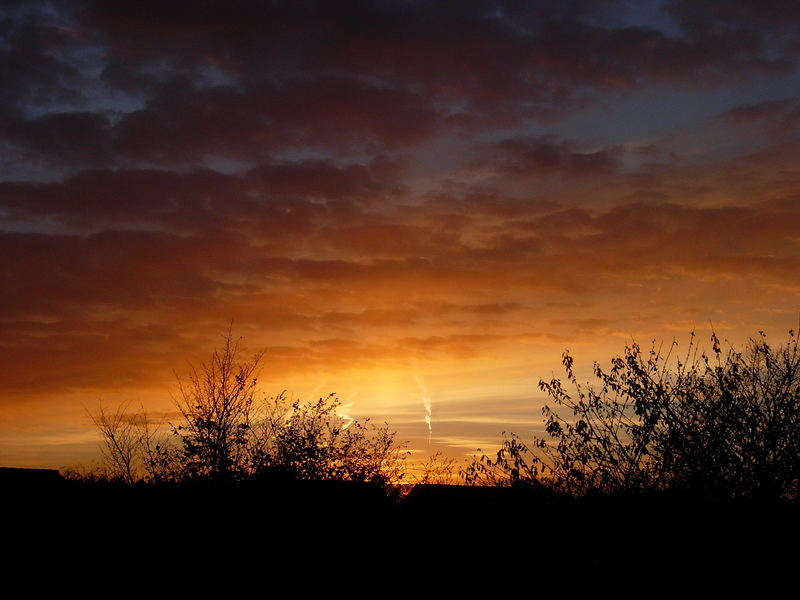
465;329;800;500
173;332;263;483
90;329;406;488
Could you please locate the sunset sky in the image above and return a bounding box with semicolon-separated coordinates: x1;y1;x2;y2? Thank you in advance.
2;0;800;470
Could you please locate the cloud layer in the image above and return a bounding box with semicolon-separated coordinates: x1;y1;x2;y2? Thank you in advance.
2;0;800;466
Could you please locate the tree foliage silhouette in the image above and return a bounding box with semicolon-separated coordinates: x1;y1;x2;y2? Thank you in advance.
173;332;262;483
91;329;406;488
264;394;406;484
465;329;800;500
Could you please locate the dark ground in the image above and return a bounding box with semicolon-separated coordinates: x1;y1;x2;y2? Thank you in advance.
4;467;798;586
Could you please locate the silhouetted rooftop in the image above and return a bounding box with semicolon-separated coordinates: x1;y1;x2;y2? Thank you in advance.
0;466;63;487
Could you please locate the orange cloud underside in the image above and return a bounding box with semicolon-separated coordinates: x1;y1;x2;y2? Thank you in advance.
4;145;800;467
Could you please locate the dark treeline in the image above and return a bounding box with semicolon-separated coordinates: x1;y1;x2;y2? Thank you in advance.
7;327;800;577
75;326;800;503
77;326;800;501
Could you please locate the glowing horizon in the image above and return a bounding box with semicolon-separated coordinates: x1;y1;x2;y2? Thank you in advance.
2;1;800;472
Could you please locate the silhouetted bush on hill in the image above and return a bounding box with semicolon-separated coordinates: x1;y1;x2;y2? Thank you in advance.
465;329;800;501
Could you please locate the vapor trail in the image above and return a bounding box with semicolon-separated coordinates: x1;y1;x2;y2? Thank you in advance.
414;375;432;444
338;389;358;430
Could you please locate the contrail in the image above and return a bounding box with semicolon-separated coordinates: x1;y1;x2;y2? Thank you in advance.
338;388;358;430
413;375;432;444
308;379;326;400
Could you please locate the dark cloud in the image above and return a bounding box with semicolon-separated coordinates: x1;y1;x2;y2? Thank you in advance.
721;98;799;123
719;97;800;139
0;2;86;119
425;190;558;220
477;136;621;177
0;158;403;234
245;157;405;201
1;112;113;168
110;78;441;162
668;0;800;42
0;0;796;174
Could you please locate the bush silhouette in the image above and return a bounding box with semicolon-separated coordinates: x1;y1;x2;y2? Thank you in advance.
91;328;406;488
465;329;800;500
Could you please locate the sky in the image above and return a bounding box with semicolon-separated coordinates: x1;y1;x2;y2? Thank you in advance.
2;0;800;470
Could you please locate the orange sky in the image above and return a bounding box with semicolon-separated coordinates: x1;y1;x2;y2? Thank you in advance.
2;0;800;471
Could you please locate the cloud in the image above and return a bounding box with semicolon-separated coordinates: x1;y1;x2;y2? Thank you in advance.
719;97;800;139
1;112;113;169
668;0;800;42
3;1;800;464
108;78;443;163
0;2;86;119
477;136;621;178
0;158;403;234
4;1;796;173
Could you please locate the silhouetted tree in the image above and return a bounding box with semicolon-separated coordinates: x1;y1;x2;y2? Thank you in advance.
172;330;262;483
88;401;174;484
89;402;141;484
465;329;800;500
91;328;406;488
